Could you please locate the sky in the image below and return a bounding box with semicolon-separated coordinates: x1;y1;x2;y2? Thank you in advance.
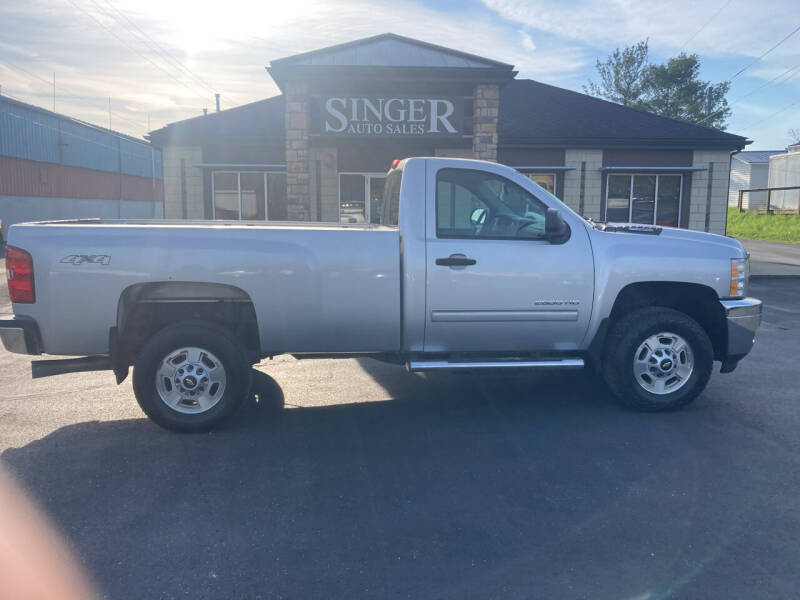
0;0;798;149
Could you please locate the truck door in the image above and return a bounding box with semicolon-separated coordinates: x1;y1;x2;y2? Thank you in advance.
423;163;594;353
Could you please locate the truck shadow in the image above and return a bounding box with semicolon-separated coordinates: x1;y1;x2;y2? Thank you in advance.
1;363;728;600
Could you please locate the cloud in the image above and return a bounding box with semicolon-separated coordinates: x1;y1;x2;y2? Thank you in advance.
0;0;589;138
2;0;795;147
481;0;800;60
519;30;536;51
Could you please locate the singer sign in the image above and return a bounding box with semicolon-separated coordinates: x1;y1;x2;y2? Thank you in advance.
320;96;463;137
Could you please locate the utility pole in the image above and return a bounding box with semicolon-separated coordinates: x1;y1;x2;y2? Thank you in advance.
215;93;220;112
108;97;111;130
706;86;713;120
53;72;56;112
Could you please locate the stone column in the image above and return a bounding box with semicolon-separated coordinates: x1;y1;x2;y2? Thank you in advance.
473;84;499;162
284;81;311;221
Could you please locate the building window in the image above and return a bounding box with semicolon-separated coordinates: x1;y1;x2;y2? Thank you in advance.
212;171;287;220
522;173;556;196
338;173;387;224
605;174;682;227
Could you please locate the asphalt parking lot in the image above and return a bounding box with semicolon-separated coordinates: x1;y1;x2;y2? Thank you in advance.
1;275;799;599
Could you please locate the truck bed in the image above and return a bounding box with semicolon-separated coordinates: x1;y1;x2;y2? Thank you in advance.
9;220;401;356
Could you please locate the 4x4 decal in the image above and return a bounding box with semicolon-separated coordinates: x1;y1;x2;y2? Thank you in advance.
60;254;111;265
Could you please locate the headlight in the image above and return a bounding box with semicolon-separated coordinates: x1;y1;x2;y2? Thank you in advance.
729;256;749;298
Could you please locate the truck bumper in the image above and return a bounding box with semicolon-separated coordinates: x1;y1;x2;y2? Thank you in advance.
0;315;42;355
718;298;762;373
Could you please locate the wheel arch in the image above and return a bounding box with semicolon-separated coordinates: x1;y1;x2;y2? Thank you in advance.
602;281;727;361
114;282;261;375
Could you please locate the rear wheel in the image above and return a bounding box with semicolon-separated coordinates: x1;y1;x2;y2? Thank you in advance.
132;322;252;432
603;307;713;411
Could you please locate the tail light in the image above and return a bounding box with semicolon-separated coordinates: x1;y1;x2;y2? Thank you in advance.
6;246;35;303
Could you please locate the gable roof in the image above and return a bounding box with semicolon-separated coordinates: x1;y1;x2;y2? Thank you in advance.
267;33;517;90
500;79;750;150
732;150;786;164
269;33;513;69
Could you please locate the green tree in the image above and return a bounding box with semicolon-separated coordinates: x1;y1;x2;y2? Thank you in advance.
583;40;649;107
641;53;731;129
585;43;732;130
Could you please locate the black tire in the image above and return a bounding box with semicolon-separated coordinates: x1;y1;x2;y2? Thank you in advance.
132;321;252;432
603;307;713;412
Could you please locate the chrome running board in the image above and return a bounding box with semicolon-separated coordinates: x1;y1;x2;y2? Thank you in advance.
406;358;584;372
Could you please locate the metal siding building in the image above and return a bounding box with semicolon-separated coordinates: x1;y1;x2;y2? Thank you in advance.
0;96;163;236
728;151;785;210
768;148;800;211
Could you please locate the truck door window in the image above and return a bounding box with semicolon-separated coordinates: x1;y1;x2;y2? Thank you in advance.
436;168;548;240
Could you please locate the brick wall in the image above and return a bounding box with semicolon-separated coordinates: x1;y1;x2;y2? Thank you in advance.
163;146;203;219
689;150;731;234
473;84;499;162
563;150;603;219
285;81;311;221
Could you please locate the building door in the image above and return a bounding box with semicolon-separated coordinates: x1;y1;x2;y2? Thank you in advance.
339;173;387;224
423;163;594;353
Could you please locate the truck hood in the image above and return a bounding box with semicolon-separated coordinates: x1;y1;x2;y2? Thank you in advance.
591;222;746;258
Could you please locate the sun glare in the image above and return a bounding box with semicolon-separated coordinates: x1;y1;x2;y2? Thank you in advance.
114;0;317;55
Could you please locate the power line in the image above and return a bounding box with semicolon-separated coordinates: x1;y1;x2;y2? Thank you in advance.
98;0;237;108
100;0;217;93
734;62;800;102
694;61;800;125
739;97;800;130
65;0;212;104
730;23;800;80
680;0;734;51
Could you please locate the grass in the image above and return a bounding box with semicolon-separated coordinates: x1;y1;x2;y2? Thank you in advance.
727;211;800;244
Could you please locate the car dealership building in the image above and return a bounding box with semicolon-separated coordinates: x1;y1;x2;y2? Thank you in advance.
148;33;749;235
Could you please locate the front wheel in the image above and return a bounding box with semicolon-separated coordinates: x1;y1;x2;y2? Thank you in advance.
603;307;713;411
132;322;252;432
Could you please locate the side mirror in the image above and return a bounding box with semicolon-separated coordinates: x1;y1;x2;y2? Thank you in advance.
545;208;571;244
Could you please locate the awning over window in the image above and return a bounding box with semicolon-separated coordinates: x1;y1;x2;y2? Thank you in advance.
600;166;708;173
195;163;286;169
512;166;576;171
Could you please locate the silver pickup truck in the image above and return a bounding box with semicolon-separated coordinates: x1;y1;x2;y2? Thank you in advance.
1;157;762;432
